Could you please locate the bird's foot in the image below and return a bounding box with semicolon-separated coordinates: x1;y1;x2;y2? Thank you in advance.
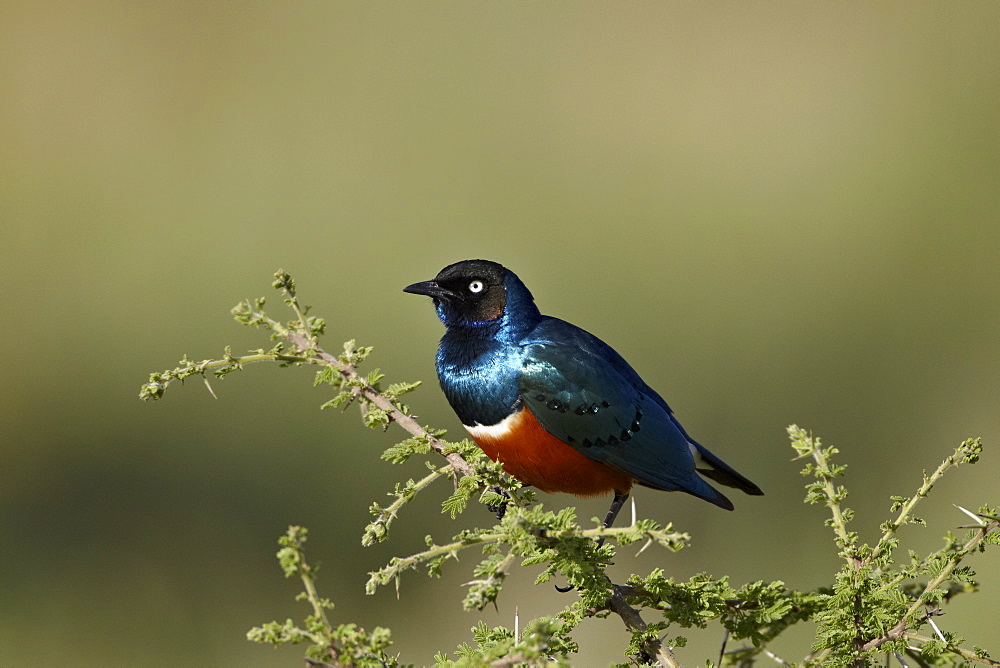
553;538;615;593
485;485;511;520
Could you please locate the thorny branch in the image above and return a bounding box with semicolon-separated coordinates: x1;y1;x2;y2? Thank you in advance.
280;327;474;477
861;516;1000;655
589;585;680;668
902;633;1000;667
142;272;474;480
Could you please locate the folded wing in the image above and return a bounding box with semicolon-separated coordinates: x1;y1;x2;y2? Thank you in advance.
518;320;736;509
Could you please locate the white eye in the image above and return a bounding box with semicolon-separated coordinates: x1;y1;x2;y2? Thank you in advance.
468;280;485;293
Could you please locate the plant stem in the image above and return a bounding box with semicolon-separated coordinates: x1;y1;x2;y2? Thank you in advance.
866;445;975;570
808;441;857;565
280;325;475;476
299;562;332;630
862;518;999;653
368;524;687;594
365;465;451;543
902;632;1000;667
607;585;681;667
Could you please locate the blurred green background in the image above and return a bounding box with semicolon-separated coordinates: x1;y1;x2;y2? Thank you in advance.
2;2;998;665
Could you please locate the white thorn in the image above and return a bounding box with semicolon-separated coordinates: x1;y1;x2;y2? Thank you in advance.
636;537;653;557
954;504;985;526
761;648;790;665
514;606;519;639
927;615;947;643
631;496;637;527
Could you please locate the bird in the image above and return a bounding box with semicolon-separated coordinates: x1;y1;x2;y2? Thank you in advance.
404;259;762;531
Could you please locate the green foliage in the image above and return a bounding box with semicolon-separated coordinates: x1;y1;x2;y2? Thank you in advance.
144;271;999;667
440;473;483;519
436;618;578;667
784;428;997;667
246;527;404;666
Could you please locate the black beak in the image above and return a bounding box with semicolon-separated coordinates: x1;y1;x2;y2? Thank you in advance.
403;279;455;300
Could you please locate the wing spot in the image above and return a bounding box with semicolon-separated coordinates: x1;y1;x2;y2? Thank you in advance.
607;435;619;446
547;399;566;412
581;438;593;448
594;437;606;447
630;408;643;432
601;400;610;408
620;429;632;441
535;394;546;401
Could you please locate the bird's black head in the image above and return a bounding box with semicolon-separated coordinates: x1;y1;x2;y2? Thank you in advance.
403;260;541;334
404;259;512;328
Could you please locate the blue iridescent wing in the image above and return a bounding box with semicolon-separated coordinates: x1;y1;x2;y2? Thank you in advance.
518;319;732;508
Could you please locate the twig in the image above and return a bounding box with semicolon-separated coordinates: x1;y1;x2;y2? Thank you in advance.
280;326;475;477
584;584;686;667
304;658;337;667
369;523;687;595
862;518;999;654
761;647;791;665
809;436;858;566
606;585;681;668
865;444;984;570
717;627;729;667
902;633;1000;666
363;464;452;545
490;652;529;667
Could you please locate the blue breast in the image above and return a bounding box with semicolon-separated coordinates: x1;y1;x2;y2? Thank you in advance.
434;269;542;426
436;330;524;426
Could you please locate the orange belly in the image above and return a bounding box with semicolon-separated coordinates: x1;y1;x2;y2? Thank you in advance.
466;407;632;497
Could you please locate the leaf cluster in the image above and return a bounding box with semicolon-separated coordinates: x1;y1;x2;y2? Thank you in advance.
247;527;403;667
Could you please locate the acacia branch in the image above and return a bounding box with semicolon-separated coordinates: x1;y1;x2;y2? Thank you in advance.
866;440;984;570
809;441;858;567
233;270;474;479
280;326;475;477
862;518;999;654
902;633;1000;667
489;652;530;667
369;523;687;595
600;585;680;668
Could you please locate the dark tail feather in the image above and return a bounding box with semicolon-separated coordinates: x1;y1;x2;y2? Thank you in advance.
703;487;735;511
691;441;764;497
636;475;737;510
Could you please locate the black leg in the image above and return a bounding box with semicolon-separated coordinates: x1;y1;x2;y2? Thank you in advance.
596;490;629;548
603;490;629;528
555;490;629;593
